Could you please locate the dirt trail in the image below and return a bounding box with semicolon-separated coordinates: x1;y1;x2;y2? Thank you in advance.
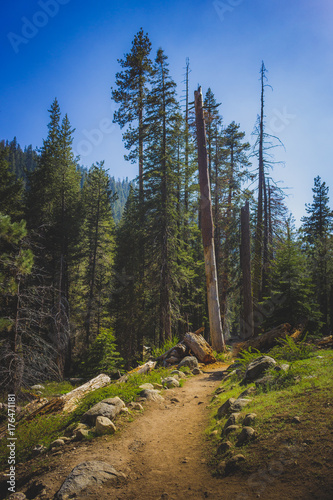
22;365;249;500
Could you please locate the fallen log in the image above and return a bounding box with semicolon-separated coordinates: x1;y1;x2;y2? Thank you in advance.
0;374;112;439
233;323;292;356
117;361;157;383
183;332;216;363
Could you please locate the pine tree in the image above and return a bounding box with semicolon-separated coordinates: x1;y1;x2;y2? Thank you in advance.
262;217;321;331
219;122;251;335
26;99;81;377
301;176;333;331
111;28;153;204
77;162;115;347
144;48;181;344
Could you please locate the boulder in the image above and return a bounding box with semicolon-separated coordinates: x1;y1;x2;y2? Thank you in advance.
243;413;257;426
75;428;90;440
81;397;125;426
31;384;45;390
217;441;233;454
128;402;143;411
224;413;241;429
51;439;65;448
139;389;164;402
224;425;241;437
178;356;199;370
162;377;180;388
242;356;277;384
229;398;252;412
139;383;154;390
236;426;257;446
95;416;116;435
217;398;236;418
192;368;203;375
225;454;246;474
8;493;26;500
170;370;186;379
54;461;126;499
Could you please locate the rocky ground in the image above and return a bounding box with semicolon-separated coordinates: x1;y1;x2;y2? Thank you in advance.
2;360;333;500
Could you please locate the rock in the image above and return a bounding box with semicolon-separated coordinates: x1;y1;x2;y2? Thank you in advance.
171;370;186;379
192;367;203;375
255;375;274;389
224;425;241;437
31;384;45;390
58;436;72;442
224;413;241;429
74;428;90;440
274;363;290;372
230;398;252;412
238;386;256;398
139;383;154;390
178;356;199;370
217;441;233;454
162;377;180;388
292;416;301;424
128;402;143;411
120;407;130;414
95;416;117;435
242;356;277;384
217;460;227;474
210;430;219;436
225;454;246;474
236;426;256;446
139;389;164;402
153;383;163;389
217;398;236;418
243;413;257;426
223;370;237;381
54;461;126;499
8;493;26;500
81;397;125;425
51;439;65;448
215;387;226;395
32;444;47;456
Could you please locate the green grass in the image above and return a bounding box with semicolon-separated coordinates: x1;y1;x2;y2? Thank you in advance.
207;348;333;475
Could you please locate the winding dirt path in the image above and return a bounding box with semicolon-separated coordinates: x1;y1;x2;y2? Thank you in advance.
20;364;250;500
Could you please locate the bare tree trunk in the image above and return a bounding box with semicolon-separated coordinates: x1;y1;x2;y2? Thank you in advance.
253;62;265;307
240;201;254;339
194;86;225;352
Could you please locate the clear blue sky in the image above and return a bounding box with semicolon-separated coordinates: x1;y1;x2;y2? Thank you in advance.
1;0;332;224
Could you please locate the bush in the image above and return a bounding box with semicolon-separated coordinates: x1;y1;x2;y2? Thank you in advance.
269;335;314;362
151;336;180;359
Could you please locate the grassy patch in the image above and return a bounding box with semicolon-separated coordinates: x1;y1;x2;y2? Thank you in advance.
207;348;333;481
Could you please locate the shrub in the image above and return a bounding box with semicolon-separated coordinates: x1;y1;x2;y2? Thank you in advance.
269;335;314;362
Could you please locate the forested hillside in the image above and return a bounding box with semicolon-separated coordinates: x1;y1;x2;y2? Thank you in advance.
1;29;332;395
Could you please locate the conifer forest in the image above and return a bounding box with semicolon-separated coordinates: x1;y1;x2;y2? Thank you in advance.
1;29;333;393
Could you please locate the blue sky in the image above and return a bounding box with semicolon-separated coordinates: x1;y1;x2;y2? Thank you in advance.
1;0;333;224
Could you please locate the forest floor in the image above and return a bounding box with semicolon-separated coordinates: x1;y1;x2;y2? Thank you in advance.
4;359;333;500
